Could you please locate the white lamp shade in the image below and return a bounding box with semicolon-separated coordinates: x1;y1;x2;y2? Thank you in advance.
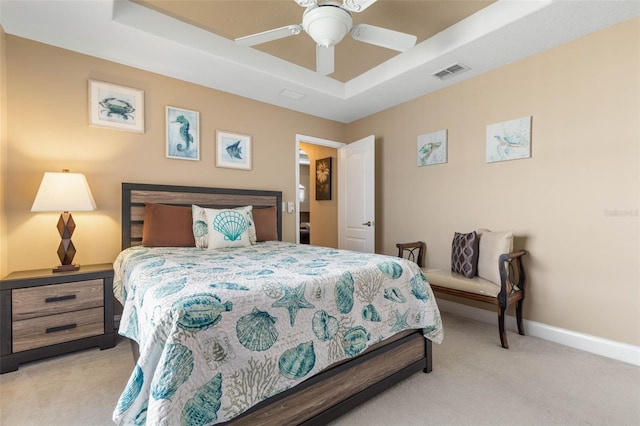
31;172;97;212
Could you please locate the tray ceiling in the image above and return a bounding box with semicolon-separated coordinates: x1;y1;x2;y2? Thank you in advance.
1;0;638;123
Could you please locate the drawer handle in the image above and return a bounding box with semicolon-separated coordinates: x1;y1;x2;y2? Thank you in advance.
45;295;77;303
45;324;77;334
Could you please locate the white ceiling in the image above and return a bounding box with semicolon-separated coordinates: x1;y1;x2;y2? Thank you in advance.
1;0;638;124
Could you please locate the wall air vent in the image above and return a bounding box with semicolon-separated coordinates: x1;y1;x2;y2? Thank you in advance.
432;63;470;80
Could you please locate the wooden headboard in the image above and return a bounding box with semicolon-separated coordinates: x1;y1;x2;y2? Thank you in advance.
122;182;283;249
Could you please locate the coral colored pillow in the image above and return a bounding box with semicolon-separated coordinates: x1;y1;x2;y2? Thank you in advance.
142;203;195;247
253;206;279;241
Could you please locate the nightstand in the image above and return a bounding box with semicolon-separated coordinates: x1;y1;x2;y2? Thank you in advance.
0;263;115;373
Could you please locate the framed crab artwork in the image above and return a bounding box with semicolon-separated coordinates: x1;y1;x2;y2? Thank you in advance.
88;80;145;133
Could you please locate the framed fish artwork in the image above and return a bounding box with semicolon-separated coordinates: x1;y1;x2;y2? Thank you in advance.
166;106;200;161
486;116;532;163
216;130;252;170
88;80;145;133
417;129;447;166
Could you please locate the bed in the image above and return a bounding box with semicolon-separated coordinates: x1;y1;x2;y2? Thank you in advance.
114;182;443;425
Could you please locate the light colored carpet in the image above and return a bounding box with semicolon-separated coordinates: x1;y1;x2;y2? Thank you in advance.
1;312;638;425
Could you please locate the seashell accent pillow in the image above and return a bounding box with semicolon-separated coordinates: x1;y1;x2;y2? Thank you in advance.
192;205;257;248
204;207;253;249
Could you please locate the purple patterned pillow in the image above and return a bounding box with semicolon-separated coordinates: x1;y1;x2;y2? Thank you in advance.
451;231;480;278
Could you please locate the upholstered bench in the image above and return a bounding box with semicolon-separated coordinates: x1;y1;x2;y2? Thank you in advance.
398;229;528;349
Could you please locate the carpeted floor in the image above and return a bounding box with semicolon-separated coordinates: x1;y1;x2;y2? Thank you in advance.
1;311;638;425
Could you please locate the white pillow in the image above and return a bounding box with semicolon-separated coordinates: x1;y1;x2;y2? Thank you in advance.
476;229;513;285
205;207;252;249
192;205;256;248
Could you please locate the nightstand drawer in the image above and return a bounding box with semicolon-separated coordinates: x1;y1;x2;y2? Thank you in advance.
12;307;104;352
12;279;104;321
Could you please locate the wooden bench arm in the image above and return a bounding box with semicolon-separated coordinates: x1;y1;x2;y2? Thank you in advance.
498;250;528;302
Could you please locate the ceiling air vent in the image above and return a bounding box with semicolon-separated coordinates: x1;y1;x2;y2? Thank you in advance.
432;63;470;80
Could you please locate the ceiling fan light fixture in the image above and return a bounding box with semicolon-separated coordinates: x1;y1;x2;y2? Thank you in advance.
302;5;353;47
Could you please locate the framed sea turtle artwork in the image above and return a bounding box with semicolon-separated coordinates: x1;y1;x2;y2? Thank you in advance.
216;130;252;170
166;106;200;161
417;129;447;166
486;116;532;163
88;80;145;133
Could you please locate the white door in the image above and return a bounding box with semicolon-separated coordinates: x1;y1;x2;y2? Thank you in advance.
338;135;375;253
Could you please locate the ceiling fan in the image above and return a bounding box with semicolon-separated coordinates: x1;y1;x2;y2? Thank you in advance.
234;0;417;76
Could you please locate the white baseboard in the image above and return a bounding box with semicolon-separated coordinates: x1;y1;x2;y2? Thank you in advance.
436;299;640;366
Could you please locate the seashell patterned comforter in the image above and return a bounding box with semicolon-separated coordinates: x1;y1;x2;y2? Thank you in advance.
112;242;444;425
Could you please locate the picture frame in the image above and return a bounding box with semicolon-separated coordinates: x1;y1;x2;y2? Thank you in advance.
315;157;332;200
216;130;252;170
166;106;200;161
88;80;145;133
417;129;448;166
486;116;532;163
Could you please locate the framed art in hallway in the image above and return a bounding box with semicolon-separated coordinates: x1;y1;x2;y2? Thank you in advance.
216;130;252;170
417;129;447;166
315;157;332;200
166;106;200;161
486;116;532;163
88;80;144;133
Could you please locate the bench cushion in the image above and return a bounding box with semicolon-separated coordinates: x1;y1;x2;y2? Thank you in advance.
423;268;500;297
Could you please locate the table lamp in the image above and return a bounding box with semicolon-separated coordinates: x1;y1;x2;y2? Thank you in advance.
31;169;97;272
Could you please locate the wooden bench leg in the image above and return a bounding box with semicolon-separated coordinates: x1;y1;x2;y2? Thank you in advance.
516;299;525;336
498;304;509;349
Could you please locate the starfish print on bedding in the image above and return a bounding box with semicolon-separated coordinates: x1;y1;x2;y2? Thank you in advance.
390;308;410;333
272;283;315;326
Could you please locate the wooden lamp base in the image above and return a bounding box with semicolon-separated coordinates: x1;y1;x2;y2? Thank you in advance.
53;212;80;273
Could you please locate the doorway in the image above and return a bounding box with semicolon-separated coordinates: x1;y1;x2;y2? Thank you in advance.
295;135;345;247
298;149;310;244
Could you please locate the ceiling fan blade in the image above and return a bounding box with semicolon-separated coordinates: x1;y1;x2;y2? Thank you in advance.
316;44;334;76
341;0;377;13
235;25;302;47
351;24;417;52
295;0;318;8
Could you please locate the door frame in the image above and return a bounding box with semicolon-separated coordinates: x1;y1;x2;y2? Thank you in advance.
295;134;346;244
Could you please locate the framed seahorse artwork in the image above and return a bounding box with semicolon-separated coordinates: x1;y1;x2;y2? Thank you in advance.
166;106;200;161
88;80;145;133
216;130;252;170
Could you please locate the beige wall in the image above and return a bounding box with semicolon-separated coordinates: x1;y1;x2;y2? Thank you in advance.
1;26;7;277
2;36;345;274
299;163;310;213
3;19;639;347
348;18;640;346
300;142;338;248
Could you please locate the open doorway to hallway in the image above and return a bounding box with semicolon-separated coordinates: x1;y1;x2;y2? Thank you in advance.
296;137;342;248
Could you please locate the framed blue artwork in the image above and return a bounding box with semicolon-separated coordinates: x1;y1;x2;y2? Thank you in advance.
89;80;144;133
216;130;252;170
166;106;200;161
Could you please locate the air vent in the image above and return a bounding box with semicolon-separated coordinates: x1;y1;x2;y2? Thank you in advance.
432;63;470;80
279;89;306;100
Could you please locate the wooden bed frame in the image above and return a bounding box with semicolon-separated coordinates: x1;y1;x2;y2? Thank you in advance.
120;182;433;425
